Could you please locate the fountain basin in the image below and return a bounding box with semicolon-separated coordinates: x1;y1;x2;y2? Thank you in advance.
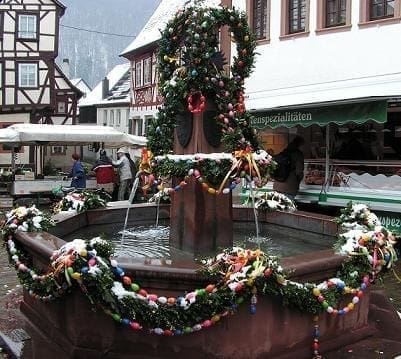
13;205;377;358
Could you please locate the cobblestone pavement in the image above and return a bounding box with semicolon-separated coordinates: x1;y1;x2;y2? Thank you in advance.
0;243;23;334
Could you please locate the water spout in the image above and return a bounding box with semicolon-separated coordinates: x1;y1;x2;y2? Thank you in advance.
248;180;260;249
155;195;161;227
121;176;140;245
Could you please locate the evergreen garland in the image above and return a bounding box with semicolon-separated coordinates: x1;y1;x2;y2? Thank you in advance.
147;3;258;156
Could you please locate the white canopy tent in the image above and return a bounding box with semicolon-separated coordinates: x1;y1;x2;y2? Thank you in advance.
0;124;147;148
0;124;147;174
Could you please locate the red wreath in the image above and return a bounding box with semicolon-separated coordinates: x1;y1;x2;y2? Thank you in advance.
187;92;206;114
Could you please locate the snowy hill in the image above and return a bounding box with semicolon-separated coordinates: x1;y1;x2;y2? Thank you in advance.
57;0;160;87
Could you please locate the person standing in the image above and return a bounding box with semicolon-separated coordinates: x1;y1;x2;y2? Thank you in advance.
273;136;305;201
92;149;115;194
112;148;132;201
69;153;86;189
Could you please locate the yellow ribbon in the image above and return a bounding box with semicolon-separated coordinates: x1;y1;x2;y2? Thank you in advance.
139;148;153;174
217;149;262;193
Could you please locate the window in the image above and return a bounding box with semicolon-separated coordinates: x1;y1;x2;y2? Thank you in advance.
133;117;142;135
326;0;346;26
135;61;143;88
143;58;152;85
126;109;130;130
18;63;38;88
370;0;395;19
103;110;108;126
18;14;37;39
57;101;66;114
116;109;121;126
289;0;307;33
144;116;153;136
360;0;400;23
110;110;114;125
317;0;351;30
251;0;269;40
51;146;66;155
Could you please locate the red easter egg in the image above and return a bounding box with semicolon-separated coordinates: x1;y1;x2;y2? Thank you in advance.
205;284;215;293
122;276;132;286
138;289;148;297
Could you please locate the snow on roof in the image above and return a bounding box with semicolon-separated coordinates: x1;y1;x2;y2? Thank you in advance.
79;63;130;107
71;78;92;96
97;69;131;105
121;0;220;56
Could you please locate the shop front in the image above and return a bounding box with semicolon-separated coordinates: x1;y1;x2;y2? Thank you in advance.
246;100;401;233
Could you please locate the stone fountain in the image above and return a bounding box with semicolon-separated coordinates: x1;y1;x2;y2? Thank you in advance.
4;3;401;359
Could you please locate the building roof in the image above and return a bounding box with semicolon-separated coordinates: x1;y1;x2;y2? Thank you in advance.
54;63;84;98
101;68;130;103
120;0;220;56
53;0;66;10
0;0;66;11
70;78;92;97
79;63;130;107
246;72;401;111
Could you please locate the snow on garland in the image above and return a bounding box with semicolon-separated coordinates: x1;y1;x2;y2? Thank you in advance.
4;205;54;233
335;202;398;280
1;202;398;358
52;189;110;213
149;150;275;198
255;191;296;212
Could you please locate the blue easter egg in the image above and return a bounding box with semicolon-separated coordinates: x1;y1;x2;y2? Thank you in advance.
122;318;130;326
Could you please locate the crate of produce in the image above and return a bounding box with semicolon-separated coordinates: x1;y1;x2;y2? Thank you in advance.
0;196;13;208
24;172;35;181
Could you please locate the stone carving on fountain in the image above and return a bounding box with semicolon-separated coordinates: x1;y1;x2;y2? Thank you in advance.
170;100;233;255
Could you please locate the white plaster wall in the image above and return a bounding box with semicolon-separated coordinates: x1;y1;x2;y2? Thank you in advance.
5;88;14;105
232;0;401;110
3;34;15;52
39;11;56;51
39;35;55;52
96;106;131;133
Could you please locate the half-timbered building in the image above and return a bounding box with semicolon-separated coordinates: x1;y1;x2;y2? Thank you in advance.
0;0;81;166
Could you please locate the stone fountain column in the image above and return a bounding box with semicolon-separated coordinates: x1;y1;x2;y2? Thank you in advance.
169;101;233;256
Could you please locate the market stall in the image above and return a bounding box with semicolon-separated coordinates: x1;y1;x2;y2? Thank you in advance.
242;100;401;233
0;124;146;198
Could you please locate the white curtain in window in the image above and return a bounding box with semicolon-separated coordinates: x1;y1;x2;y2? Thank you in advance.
19;63;37;87
18;15;36;39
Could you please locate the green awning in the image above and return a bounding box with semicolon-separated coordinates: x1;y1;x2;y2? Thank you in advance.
250;101;387;129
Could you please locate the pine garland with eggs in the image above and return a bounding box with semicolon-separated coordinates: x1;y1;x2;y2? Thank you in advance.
147;3;258;157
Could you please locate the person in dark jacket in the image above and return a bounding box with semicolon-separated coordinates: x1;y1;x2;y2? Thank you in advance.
91;150;115;193
273;136;305;200
69;153;86;188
